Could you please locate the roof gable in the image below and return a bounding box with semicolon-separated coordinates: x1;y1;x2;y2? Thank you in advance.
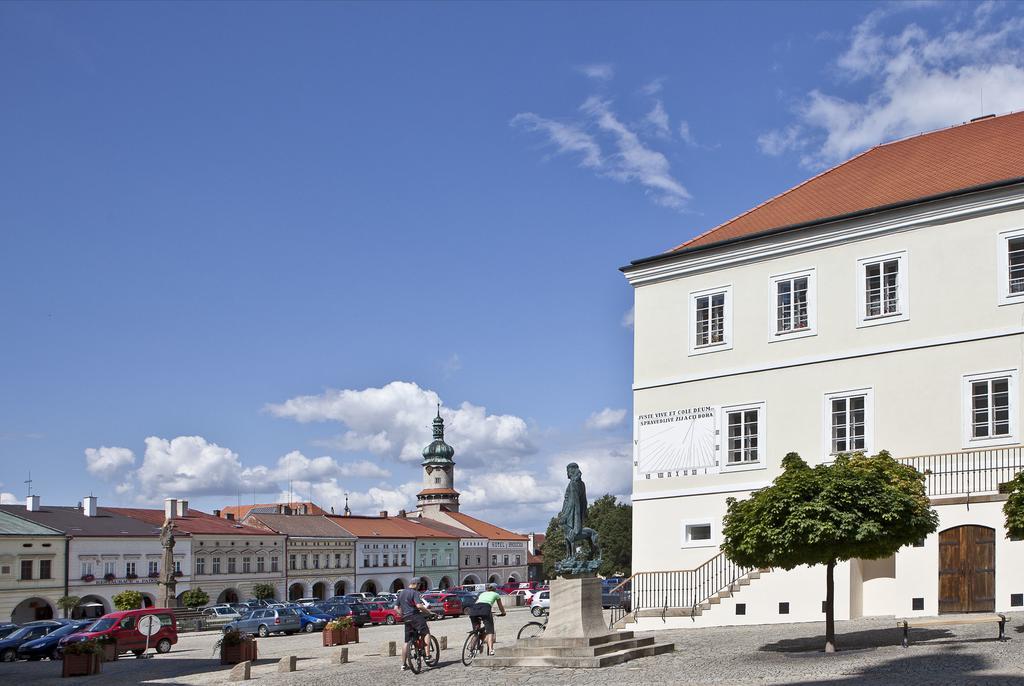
662;111;1024;256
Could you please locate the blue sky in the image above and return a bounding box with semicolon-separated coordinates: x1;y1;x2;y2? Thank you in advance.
2;1;1023;532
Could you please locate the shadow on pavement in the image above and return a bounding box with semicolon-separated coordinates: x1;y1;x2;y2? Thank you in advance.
772;652;1024;685
760;627;953;653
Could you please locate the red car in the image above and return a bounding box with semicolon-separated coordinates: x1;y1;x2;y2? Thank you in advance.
368;601;401;625
422;593;462;618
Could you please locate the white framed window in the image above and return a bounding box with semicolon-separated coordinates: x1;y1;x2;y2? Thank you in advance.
962;370;1018;448
856;251;909;327
680;519;717;549
823;388;873;456
769;268;816;340
689;285;733;355
997;229;1024;305
720;402;766;470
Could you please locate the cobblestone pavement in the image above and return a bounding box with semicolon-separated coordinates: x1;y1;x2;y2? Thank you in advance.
4;609;1023;685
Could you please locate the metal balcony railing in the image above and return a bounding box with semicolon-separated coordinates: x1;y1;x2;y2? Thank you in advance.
629;552;752;618
896;445;1024;497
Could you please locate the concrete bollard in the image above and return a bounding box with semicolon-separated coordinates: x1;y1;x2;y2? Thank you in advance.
228;660;251;681
336;647;349;664
277;655;296;672
438;636;447;650
382;640;397;657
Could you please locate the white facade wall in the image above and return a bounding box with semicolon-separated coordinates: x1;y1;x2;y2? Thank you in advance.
70;536;186;613
353;539;413;594
190;534;286;603
627;187;1024;627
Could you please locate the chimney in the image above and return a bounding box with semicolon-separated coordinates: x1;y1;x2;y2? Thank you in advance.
225;512;235;521
398;509;407;518
176;499;188;517
213;509;221;518
379;510;388;518
277;504;284;514
26;495;40;512
83;495;97;517
164;498;177;520
301;504;308;515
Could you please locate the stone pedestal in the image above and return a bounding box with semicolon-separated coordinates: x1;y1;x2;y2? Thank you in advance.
473;575;674;669
545;576;614;639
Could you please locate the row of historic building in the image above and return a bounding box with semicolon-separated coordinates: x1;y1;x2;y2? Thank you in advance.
0;413;530;623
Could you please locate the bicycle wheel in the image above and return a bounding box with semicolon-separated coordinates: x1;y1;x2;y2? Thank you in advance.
426;635;440;667
517;621;545;640
461;632;481;666
405;641;422;674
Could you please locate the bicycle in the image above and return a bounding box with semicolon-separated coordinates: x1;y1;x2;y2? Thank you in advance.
462;609;505;665
517;607;548;640
404;613;440;674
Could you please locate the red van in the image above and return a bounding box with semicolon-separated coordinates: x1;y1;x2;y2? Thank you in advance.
60;608;177;656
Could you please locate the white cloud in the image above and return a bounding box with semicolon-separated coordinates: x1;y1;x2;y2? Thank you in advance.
268;381;535;466
645;100;671;137
585;408;627;431
577;63;614;81
509;113;603;169
761;4;1024;167
677;120;697;147
581;97;691;209
0;492;17;504
249;450;390;482
621;306;634;329
278;479;421;516
639;78;665;96
132;436;249;499
84;446;136;478
757;125;802;156
441;353;462;377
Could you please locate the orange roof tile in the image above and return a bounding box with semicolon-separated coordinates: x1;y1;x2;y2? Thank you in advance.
220;502;326;520
440;509;527;541
323;515;416;539
107;507;276;536
662;111;1024;256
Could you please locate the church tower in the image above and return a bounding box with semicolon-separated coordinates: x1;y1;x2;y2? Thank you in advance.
416;406;460;514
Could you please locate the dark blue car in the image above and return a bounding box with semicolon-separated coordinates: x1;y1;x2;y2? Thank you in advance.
0;621;68;662
16;621;94;661
295;607;330;633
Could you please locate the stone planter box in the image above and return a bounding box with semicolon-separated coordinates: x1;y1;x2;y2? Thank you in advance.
220;639;257;665
99;643;117;662
63;653;101;677
322;626;358;646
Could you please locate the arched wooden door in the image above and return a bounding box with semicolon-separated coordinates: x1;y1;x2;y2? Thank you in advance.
938;525;995;613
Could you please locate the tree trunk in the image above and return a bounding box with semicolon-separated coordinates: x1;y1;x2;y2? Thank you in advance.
824;559;836;653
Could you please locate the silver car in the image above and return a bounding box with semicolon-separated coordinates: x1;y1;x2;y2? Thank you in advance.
226;608;302;637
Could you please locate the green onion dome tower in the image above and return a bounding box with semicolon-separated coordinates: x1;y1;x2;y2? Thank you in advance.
416;406;460;514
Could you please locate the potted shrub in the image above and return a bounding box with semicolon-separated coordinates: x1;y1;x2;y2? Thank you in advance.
173;569;183;578
81;574;95;582
148;571;160;579
103;572;116;582
63;640;102;677
323;616;358;646
125;572;138;579
215;628;257;665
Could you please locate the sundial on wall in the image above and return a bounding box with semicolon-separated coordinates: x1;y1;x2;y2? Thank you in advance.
634;406;719;477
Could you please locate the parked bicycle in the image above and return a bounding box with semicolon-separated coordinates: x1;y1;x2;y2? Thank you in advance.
405;613;440;674
517;607;548;640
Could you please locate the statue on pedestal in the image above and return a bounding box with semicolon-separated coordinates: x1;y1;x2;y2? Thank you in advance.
555;462;601;576
159;520;177;608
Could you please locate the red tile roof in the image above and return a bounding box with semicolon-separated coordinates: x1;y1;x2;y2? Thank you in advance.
393;516;480;539
667;111;1024;255
107;507;275;536
220;502;326;520
323;515;416;539
440;509;527;541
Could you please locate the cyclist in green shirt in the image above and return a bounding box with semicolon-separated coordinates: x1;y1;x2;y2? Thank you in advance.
467;584;506;655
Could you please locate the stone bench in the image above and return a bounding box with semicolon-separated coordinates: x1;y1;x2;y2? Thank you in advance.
897;613;1007;647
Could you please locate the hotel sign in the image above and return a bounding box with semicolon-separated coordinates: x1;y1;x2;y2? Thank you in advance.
634;405;718;476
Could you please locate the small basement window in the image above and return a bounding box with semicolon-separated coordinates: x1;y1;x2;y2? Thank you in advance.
680;520;716;549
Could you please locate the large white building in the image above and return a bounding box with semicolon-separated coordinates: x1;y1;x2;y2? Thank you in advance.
621;112;1024;629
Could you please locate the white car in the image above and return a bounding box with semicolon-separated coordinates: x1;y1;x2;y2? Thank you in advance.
202;606;242;624
529;590;549;617
509;589;535;604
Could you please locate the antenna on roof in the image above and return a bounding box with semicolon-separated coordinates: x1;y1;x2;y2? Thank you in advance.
24;471;32;497
980;86;984;118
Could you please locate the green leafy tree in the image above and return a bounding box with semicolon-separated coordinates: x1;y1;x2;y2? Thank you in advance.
722;451;937;653
112;590;144;611
180;587;210;609
540;516;564;582
252;583;276;601
1004;470;1024;539
584;494;632;577
57;595;81;619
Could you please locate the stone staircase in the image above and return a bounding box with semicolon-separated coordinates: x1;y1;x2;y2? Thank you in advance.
473;631;675;668
614;557;771;628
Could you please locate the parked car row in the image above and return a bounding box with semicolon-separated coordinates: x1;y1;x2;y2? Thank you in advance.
1;608;180;663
